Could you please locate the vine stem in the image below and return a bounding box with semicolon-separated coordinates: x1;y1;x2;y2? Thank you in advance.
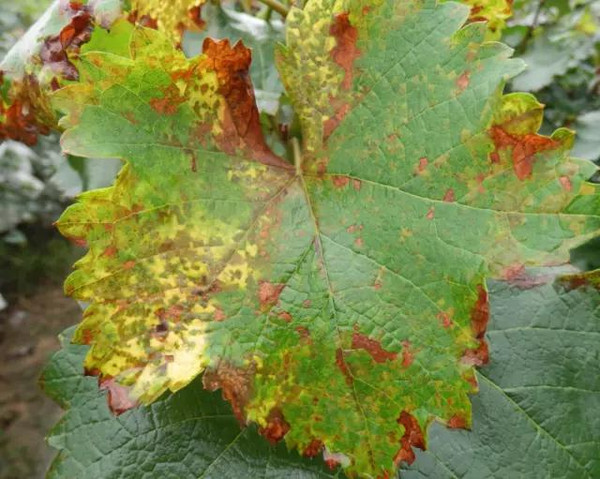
256;0;290;17
292;137;302;176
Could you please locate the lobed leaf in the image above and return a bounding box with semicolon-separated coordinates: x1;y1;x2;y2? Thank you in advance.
0;0;208;145
48;0;600;477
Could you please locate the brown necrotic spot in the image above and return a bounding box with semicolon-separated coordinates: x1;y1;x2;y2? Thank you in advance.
329;13;360;90
447;414;467;429
127;10;158;29
443;188;455;202
203;363;254;423
331;175;350;188
259;408;290;444
401;340;414;368
456;71;470;93
258;281;285;308
201;39;290;170
188;4;206;30
351;332;398;363
461;340;489;366
426;207;435;220
462;284;490;367
559;176;572;191
489;126;559;180
99;377;139;415
335;348;353;385
295;326;311;342
303;439;324;457
437;311;453;328
471;285;489;339
394;411;425;466
322;13;361;139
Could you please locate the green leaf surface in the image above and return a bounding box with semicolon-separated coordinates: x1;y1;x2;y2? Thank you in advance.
45;270;600;478
43;328;342;479
402;270;600;478
52;1;600;477
573;110;600;162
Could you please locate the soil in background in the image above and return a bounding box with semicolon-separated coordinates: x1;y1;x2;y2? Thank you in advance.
0;284;80;479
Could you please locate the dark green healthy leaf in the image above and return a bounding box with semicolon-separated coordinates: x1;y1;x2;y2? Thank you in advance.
50;0;600;476
402;269;600;478
43;328;342;479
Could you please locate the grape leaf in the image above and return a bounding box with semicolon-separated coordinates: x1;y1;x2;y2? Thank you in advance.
0;0;122;144
52;1;600;477
450;0;513;39
43;328;342;479
0;0;207;145
402;269;600;478
182;3;285;115
128;0;206;42
44;268;600;478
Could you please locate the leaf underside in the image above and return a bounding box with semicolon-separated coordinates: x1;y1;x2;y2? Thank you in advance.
31;0;600;477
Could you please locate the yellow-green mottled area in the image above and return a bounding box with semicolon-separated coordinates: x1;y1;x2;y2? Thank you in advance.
130;0;206;41
55;2;600;478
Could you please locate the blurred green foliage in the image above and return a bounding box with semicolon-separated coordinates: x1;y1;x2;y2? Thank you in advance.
504;0;600;160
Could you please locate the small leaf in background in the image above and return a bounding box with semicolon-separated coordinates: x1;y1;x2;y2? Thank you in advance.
128;0;206;42
509;1;600;92
183;3;285;115
0;0;123;144
572;110;600;162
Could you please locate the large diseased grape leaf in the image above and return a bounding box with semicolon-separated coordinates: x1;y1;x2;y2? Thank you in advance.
53;1;600;477
43;269;600;478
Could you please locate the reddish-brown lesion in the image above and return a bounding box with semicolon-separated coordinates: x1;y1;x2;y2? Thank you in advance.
201;39;291;170
99;377;140;415
335;348;353;385
351;332;398;363
127;10;159;29
203;363;254;423
323;12;361;139
393;411;425;466
489;125;559;180
303;438;324;457
258;408;290;444
258;281;285;308
462;284;490;367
